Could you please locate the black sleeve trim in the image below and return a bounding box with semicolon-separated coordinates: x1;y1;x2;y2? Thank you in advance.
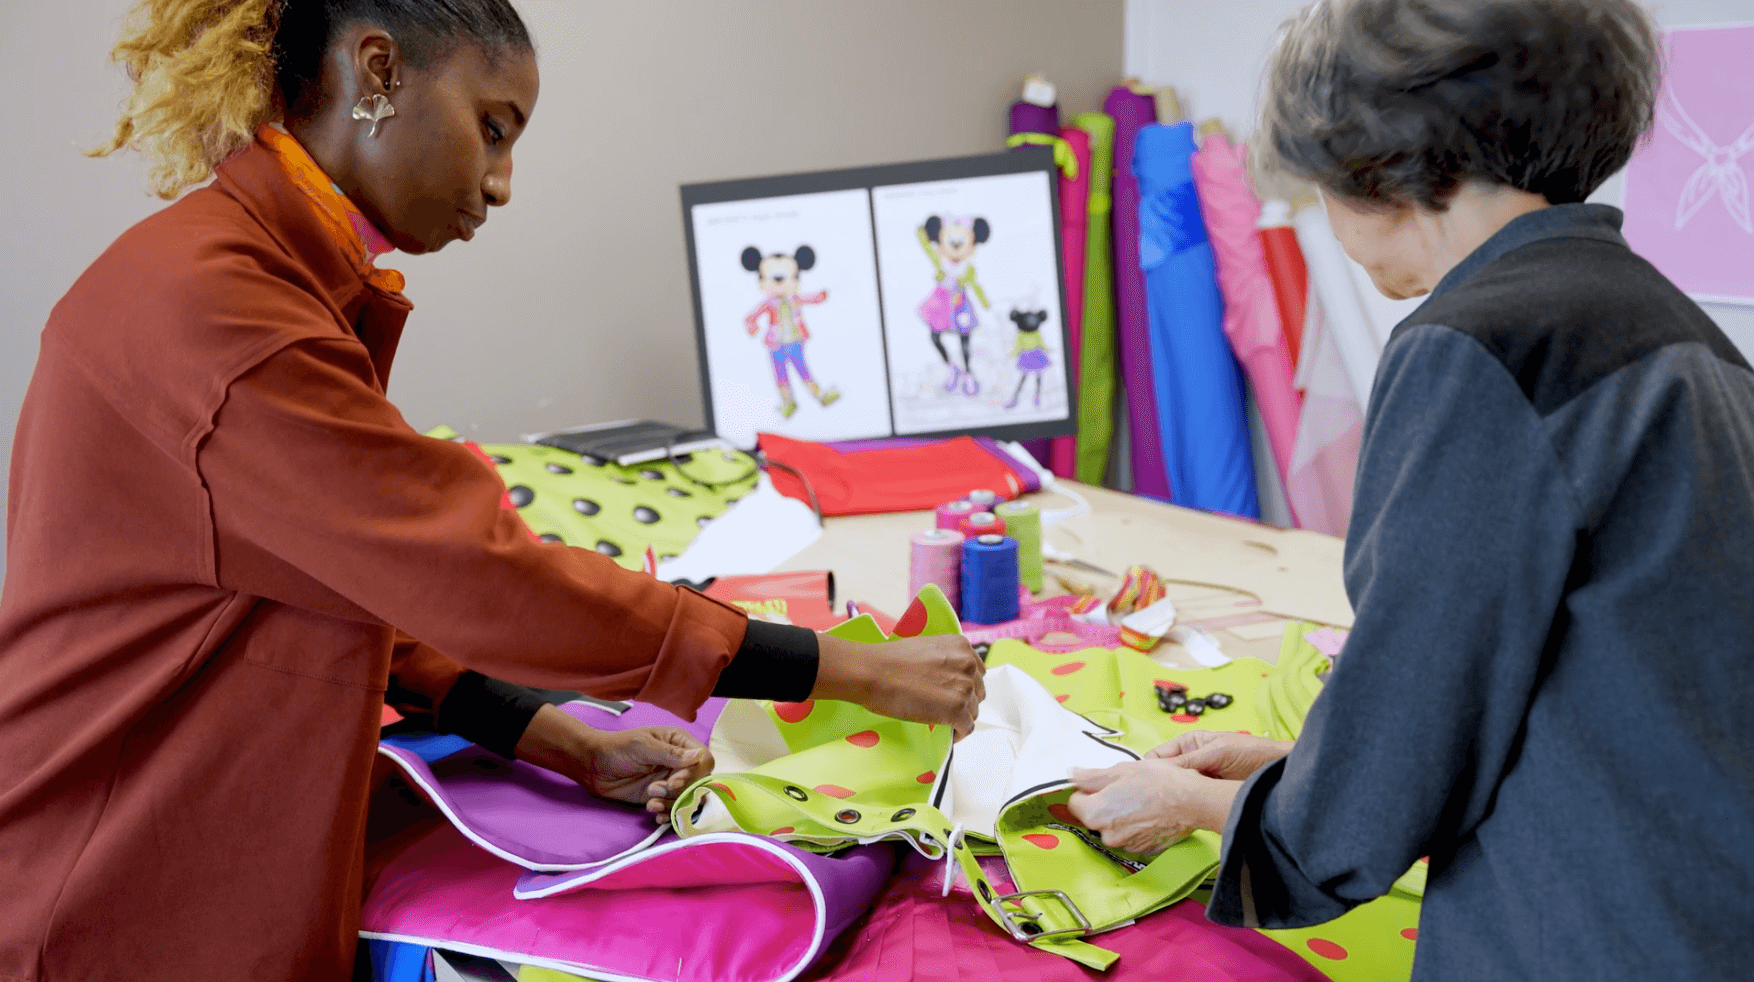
434;671;551;759
712;619;820;701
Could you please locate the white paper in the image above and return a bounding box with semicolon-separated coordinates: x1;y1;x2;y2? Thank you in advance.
656;474;822;583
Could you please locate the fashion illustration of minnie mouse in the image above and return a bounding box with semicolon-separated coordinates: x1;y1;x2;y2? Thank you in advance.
1006;307;1052;409
916;215;991;395
742;245;839;419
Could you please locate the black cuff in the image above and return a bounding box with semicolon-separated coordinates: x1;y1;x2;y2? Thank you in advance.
712;620;820;701
434;671;551;759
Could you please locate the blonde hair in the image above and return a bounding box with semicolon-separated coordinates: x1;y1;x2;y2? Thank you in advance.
90;0;281;200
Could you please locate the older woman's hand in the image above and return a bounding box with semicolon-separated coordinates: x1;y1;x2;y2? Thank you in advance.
1147;731;1294;780
1067;759;1243;855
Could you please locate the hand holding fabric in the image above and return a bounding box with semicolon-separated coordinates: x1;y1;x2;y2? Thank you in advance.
1067;758;1241;854
514;704;715;818
1146;731;1294;780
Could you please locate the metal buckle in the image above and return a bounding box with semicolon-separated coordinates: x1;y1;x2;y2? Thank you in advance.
992;888;1092;942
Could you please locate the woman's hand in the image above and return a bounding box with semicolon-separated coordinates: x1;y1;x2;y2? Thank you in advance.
811;632;986;740
514;704;715;820
1067;759;1242;855
1146;731;1295;780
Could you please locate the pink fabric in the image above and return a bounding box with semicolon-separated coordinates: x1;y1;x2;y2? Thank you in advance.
960;589;1121;651
1048;128;1093;480
1190;135;1302;513
803;850;1330;981
1284;296;1363;537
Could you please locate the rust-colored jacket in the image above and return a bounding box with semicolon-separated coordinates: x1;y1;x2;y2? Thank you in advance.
0;144;752;981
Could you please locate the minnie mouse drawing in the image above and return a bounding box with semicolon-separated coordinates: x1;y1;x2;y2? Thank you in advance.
916;215;991;395
742;245;840;419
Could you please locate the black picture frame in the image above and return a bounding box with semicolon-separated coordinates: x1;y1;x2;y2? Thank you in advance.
679;146;1076;448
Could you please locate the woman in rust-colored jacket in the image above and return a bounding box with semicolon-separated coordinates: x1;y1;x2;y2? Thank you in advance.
0;2;984;979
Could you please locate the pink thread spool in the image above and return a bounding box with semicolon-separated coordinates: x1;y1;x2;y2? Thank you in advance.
935;499;976;530
957;510;1007;539
909;528;965;611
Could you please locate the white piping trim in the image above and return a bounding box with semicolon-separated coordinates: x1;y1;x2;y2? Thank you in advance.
376;744;669;872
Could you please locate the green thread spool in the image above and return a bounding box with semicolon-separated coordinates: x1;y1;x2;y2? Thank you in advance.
996;499;1043;593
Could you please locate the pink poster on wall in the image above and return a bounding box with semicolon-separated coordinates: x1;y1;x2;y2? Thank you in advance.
1622;23;1754;306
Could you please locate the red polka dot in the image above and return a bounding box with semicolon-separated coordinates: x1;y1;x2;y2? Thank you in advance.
927;723;937;731
813;784;856;799
1055;694;1070;703
1236;730;1251;734
894;599;928;638
771;826;795;835
846;730;880;748
1022;833;1060;849
1172;714;1198;723
1401;928;1419;941
916;771;937;784
1047;803;1078;825
775;701;814;723
1306;939;1348;960
708;782;736;801
1051;661;1086;676
1154;679;1183;690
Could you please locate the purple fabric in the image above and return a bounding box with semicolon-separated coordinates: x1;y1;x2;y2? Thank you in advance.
363;821;895;982
1008;101;1060;138
1104;86;1173;501
377;699;725;870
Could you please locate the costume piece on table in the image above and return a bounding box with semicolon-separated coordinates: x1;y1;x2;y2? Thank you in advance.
1103;86;1172;499
1071;112;1118;486
759;433;1031;515
1292;205;1382;411
450;436;760;571
1284;292;1364;537
0;139;759;982
362;820;893;982
702;570;891;632
376;700;723;872
1136;122;1260;518
1214;206;1754;982
1192;133;1303;503
1259;199;1310;369
816;435;1044;494
256;123;405;293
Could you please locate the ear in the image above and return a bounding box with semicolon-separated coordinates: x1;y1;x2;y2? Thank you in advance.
741;246;763;272
347;26;405;101
794;245;816;271
973;218;991;244
924;216;942;242
1010;310;1025;325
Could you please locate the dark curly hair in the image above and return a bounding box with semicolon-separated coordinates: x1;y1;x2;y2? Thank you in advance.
1255;0;1662;211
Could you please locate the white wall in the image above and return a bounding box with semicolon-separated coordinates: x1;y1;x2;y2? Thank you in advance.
0;0;1125;585
1123;0;1754;353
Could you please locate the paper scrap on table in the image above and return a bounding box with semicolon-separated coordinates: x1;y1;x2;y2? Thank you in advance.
1302;626;1349;659
1168;625;1231;667
657;473;822;583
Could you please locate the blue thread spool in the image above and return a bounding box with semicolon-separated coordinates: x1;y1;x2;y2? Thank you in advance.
960;534;1020;625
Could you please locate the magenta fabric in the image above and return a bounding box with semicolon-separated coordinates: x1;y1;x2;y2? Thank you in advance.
801;850;1331;981
1104;86;1172;500
1048;127;1093;480
378;700;723;870
362;821;893;982
1190;133;1302;508
1009;100;1064;473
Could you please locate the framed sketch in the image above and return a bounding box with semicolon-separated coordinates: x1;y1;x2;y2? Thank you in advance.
681;149;1075;449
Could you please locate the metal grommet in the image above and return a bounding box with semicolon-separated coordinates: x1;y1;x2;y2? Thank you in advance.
1018;920;1043;936
784;786;809;801
977;880;993;902
835;809;861;825
891;808;916;822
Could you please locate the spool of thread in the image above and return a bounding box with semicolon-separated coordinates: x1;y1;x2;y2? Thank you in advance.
936;499;977;530
965;489;1000;509
909;529;965;612
995;499;1043;594
957;510;1008;539
961;534;1021;625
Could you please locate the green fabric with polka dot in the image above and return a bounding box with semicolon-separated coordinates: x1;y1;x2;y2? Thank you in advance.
428;426;758;569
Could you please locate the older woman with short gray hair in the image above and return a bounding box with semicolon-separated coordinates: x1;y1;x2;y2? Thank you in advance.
1067;2;1754;979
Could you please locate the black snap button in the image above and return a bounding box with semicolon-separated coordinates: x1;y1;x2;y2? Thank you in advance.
1183;699;1207;716
1205;692;1234;709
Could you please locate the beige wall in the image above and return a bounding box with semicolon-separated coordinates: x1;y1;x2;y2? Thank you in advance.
0;0;1124;581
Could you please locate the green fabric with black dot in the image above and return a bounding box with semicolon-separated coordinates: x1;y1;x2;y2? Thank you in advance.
427;425;759;569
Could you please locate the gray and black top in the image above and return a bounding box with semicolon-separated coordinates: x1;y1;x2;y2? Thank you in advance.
1209;204;1754;981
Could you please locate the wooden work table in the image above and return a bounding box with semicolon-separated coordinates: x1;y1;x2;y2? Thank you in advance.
775;480;1354;668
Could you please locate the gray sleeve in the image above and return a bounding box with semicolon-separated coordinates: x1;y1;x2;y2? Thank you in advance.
1209;324;1583;928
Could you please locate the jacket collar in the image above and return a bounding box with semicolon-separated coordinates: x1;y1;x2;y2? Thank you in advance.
1428;202;1628;301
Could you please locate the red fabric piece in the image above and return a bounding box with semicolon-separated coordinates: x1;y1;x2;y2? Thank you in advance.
759;433;1026;516
706;571;895;633
1260;225;1309;369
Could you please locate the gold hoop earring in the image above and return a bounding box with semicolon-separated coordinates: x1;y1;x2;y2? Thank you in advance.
352;93;396;138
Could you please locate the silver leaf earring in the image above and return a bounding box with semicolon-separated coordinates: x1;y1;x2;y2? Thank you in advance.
352;93;396;138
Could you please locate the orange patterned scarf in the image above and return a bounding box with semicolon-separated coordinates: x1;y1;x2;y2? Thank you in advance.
256;123;406;294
